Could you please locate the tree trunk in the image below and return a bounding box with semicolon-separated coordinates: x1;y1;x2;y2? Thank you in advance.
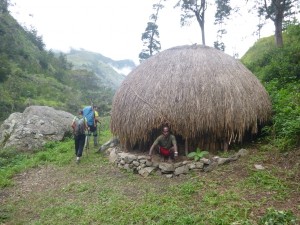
274;18;283;47
196;14;206;46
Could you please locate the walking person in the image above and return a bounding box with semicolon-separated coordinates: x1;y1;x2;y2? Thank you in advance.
71;109;88;163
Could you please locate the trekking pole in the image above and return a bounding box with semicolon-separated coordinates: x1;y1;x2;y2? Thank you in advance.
84;131;90;157
97;121;101;146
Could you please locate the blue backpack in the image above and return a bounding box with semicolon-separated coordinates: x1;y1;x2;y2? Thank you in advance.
83;106;94;127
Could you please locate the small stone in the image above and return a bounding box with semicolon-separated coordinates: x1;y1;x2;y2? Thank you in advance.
254;164;265;170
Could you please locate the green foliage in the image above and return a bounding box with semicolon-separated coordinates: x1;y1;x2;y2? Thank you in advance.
139;2;164;62
242;24;300;151
187;148;209;161
174;0;207;45
0;125;299;224
0;11;120;122
65;49;127;89
263;80;300;151
0;0;8;13
0;54;11;82
214;0;232;52
259;208;298;225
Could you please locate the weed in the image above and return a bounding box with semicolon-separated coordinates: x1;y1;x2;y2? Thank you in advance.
259;208;298;225
187;148;209;161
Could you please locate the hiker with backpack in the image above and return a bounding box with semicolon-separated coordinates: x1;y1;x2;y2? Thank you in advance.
71;109;88;163
82;105;99;149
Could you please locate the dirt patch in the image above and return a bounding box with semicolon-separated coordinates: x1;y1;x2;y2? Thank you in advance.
1;147;299;223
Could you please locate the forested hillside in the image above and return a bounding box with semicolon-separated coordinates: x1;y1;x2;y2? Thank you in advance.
0;5;126;122
65;49;135;90
241;23;300;151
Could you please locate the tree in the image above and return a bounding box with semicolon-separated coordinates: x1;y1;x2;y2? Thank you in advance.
25;27;45;51
139;0;165;62
175;0;207;45
214;0;232;51
0;0;9;13
251;0;299;47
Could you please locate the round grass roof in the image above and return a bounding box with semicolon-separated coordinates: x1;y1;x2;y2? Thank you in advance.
111;45;272;151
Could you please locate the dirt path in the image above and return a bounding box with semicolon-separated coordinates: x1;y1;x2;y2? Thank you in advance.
1;148;299;224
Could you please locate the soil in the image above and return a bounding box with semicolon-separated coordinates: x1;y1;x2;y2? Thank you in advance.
1;147;299;223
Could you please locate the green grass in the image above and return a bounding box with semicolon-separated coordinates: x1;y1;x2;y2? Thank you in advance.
0;121;299;224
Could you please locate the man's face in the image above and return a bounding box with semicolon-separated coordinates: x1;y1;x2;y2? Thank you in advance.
162;128;169;137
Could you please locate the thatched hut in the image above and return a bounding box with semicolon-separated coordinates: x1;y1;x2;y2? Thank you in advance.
111;45;272;153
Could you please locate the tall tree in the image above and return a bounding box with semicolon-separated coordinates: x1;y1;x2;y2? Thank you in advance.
139;0;165;62
251;0;299;47
214;0;232;51
0;0;9;13
175;0;207;45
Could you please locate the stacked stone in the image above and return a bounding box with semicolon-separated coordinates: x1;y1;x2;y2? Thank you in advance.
108;148;248;178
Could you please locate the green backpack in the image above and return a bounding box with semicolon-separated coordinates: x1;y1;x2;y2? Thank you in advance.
74;117;85;136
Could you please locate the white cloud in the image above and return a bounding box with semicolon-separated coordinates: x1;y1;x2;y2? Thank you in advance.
10;0;278;64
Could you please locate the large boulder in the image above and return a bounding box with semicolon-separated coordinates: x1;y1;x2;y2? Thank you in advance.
0;106;74;151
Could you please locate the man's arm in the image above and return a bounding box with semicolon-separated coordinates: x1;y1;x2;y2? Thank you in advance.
149;137;160;160
71;117;76;132
172;136;178;156
149;144;156;157
174;144;178;156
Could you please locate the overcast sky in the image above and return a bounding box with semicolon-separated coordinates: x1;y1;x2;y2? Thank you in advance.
10;0;276;65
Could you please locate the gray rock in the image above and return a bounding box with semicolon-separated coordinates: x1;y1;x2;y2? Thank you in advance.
216;157;231;165
0;106;73;151
200;158;210;164
236;148;249;157
145;160;153;167
159;163;175;173
174;165;189;176
203;161;218;172
188;163;196;169
98;137;120;152
132;161;140;167
195;162;204;169
254;164;265;170
109;148;118;164
138;167;156;177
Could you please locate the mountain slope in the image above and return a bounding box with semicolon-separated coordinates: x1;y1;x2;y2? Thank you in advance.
241;24;300;150
66;49;136;90
0;7;123;121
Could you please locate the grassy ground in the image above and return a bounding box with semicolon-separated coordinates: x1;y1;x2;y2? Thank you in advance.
0;118;299;224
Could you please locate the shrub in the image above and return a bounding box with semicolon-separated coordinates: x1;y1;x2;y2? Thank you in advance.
187;148;209;161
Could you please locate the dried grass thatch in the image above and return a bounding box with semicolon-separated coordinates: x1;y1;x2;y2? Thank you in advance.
111;45;272;152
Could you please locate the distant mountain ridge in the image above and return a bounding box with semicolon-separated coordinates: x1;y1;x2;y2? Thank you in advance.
0;5;134;121
66;49;136;89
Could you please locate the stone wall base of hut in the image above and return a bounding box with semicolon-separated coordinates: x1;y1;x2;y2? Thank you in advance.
107;147;249;178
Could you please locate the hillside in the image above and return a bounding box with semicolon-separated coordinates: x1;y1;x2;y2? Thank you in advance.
0;6;131;121
241;24;300;151
65;49;135;90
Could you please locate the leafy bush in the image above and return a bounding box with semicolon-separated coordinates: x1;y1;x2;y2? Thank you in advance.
262;80;300;151
242;23;300;151
187;148;209;161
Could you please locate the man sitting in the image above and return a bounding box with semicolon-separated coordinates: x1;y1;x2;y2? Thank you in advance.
148;126;178;162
